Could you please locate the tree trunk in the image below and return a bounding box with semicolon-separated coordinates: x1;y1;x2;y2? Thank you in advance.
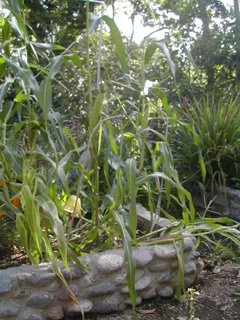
233;0;240;83
198;0;215;88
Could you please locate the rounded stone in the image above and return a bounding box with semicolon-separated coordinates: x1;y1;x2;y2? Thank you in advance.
133;249;153;267
26;292;54;309
13;287;30;298
149;261;170;272
20;314;44;320
184;275;196;288
93;295;122;313
159;271;172;283
45;305;64;320
88;281;116;297
158;286;174;297
58;284;79;301
125;296;142;306
47;281;61;292
154;245;176;259
184;261;197;274
64;300;93;315
0;272;12;294
0;301;20;317
183;237;195;252
114;273;127;285
28;272;56;286
61;265;85;280
142;288;157;300
97;254;124;273
135;275;152;291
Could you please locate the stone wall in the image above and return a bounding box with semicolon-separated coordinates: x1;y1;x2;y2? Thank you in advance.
194;185;240;221
0;236;203;320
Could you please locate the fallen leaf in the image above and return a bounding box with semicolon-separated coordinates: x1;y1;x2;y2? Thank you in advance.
213;266;221;274
220;305;229;311
137;309;156;314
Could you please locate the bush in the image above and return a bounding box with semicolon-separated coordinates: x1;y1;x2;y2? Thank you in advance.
171;93;240;190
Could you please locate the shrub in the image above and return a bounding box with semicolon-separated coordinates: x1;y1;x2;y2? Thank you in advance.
171;93;240;190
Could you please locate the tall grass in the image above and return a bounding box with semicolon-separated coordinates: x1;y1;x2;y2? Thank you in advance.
171;94;240;190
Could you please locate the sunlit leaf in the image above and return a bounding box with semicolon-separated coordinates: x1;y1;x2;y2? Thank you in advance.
90;15;128;73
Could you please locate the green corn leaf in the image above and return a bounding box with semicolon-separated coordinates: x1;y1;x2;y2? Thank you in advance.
174;240;185;300
145;41;175;78
29;41;53;49
198;151;206;183
5;57;39;94
36;195;69;271
2;21;11;56
0;144;22;174
90;15;128;73
14;92;29;103
107;120;118;155
141;106;149;130
144;42;158;65
0;78;13;111
63;127;78;149
48;56;63;80
156;41;176;78
38;77;52;119
97;122;103;155
89;93;104;132
114;212;136;317
21;185;42;257
125;158;137;244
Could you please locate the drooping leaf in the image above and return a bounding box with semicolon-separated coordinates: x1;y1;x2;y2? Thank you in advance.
48;56;63;80
0;78;13;111
90;15;128;73
114;212;136;318
36;195;69;270
144;41;176;78
2;21;11;56
38;77;52;119
89;93;104;132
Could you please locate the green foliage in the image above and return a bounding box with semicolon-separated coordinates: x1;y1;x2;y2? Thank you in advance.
171;93;240;189
1;1;240;316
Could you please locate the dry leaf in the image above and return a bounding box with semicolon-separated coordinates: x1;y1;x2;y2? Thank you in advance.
220;305;229;311
137;309;156;315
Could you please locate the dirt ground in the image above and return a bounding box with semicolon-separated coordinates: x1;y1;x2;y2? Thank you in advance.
77;259;240;320
1;247;240;320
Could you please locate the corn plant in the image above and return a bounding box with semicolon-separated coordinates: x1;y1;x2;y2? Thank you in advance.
1;1;240;318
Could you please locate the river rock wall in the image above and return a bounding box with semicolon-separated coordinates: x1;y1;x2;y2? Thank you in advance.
0;237;203;320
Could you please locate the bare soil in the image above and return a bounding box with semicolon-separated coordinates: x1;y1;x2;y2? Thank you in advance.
82;259;240;320
1;247;240;320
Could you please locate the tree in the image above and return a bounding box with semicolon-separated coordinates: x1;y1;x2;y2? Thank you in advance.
233;0;240;82
24;0;98;46
131;0;238;93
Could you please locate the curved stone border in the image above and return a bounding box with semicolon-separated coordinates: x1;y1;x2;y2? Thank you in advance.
0;236;203;320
